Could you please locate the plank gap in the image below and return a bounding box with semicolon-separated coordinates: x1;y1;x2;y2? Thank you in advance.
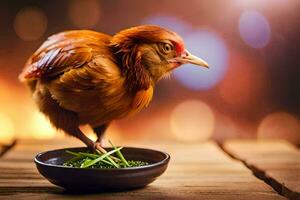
220;141;295;200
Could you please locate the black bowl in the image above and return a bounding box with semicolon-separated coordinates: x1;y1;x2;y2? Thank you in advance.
34;147;170;191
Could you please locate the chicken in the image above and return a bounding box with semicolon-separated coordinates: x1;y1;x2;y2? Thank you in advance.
19;25;208;152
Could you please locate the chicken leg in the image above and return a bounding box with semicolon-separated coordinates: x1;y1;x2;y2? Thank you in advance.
34;88;105;153
70;127;108;153
92;123;110;153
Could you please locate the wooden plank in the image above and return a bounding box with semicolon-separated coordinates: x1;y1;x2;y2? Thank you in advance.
223;139;300;200
0;139;287;199
0;140;16;157
0;146;3;156
0;191;287;200
0;179;51;187
0;189;285;200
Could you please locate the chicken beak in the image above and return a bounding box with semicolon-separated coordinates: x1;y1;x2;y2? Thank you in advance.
170;49;209;68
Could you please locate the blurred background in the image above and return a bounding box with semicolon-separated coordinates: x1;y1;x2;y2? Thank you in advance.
0;0;299;146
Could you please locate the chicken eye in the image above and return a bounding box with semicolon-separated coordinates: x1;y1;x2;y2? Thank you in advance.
162;43;173;54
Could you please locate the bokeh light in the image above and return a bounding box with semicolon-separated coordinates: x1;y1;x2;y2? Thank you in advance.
173;31;228;90
142;15;191;36
239;10;271;48
81;123;122;145
30;111;57;139
258;112;300;144
68;0;101;29
213;113;238;142
0;0;299;145
0;112;15;144
170;100;215;142
14;6;47;41
237;0;290;9
218;51;267;108
142;15;229;90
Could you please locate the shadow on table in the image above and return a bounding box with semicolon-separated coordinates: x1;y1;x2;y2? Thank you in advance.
0;185;182;199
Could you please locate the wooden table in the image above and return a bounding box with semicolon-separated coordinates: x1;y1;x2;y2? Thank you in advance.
0;139;299;200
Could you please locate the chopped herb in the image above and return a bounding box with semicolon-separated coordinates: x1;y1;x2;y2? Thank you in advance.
63;141;148;168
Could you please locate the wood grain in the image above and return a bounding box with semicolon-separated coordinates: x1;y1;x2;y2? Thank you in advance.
0;139;287;200
223;139;300;200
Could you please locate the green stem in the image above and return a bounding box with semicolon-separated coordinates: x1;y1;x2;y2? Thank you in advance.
95;149;120;167
66;150;80;156
78;152;114;166
109;140;130;167
95;149;121;162
80;158;92;168
82;147;123;168
64;151;84;166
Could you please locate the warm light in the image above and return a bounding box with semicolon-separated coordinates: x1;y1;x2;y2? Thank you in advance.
258;112;300;144
0;112;15;144
81;123;122;145
173;31;228;90
142;15;228;90
213;113;237;142
239;10;271;48
142;15;191;36
68;0;101;29
80;125;98;142
236;0;290;9
30;111;57;139
14;6;47;41
170;100;215;142
218;51;267;108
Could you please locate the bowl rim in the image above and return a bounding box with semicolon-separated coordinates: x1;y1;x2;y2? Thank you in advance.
34;146;170;171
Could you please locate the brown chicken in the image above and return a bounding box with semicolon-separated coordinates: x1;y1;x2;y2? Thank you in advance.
19;25;208;152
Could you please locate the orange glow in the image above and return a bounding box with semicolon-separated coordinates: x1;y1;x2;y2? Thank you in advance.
81;123;122;145
236;0;290;9
218;51;267;109
68;0;101;29
29;111;57;139
213;112;238;141
0;112;15;144
14;6;47;41
170;100;215;142
81;125;97;142
258;112;300;144
0;77;126;142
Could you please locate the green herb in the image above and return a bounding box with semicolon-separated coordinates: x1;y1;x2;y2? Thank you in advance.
63;141;148;169
109;140;130;167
